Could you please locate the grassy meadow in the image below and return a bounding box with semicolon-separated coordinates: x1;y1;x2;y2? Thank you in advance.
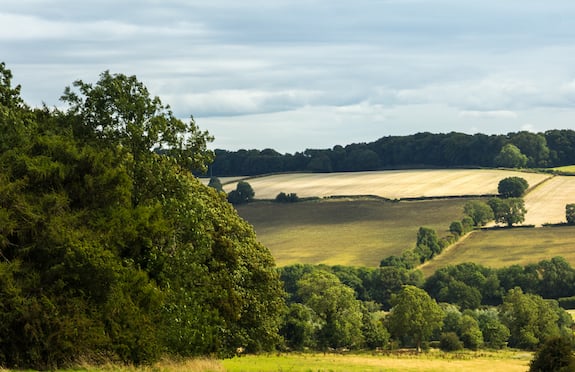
221;351;532;372
236;198;471;267
45;351;533;372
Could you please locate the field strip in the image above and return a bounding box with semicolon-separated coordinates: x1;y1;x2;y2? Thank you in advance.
523;175;575;225
221;169;551;200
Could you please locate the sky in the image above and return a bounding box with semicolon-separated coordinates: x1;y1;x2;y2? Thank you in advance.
2;1;575;153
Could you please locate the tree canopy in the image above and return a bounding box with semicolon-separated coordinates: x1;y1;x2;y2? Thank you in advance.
0;65;284;369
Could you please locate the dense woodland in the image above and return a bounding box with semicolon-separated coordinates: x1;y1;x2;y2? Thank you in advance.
209;130;575;176
1;63;575;369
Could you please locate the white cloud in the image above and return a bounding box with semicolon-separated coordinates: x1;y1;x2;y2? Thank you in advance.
3;0;575;152
459;110;518;119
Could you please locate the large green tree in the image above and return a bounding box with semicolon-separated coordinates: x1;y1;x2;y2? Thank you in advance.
0;65;285;369
297;270;364;350
500;288;561;350
386;285;444;351
488;197;527;227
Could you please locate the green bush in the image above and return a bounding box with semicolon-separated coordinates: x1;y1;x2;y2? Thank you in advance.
529;337;575;372
275;192;300;203
439;332;463;351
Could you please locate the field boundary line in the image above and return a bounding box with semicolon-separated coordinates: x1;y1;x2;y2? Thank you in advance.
417;230;477;274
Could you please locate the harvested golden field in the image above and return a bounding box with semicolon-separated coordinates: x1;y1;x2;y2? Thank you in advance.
523;176;575;225
222;169;550;200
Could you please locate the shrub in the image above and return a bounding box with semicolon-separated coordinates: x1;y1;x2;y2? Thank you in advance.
566;204;575;225
449;221;463;237
439;332;463;351
529;337;575;372
227;181;255;204
275;192;300;203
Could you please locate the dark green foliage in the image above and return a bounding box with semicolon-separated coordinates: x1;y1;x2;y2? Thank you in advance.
449;221;464;236
414;227;441;262
387;285;444;351
280;303;316;350
558;296;575;309
463;200;494;227
476;309;510;349
275;192;300;203
297;270;364;350
566;204;575;225
498;177;529;198
439;332;464;351
209;131;575;177
207;176;223;192
488;197;526;226
530;337;575;372
361;307;390;349
500;288;561;350
228;180;255;204
0;65;285;369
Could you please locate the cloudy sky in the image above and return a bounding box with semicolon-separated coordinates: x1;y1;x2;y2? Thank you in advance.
2;1;575;153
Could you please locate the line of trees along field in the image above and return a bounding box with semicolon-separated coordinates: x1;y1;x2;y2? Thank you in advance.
2;62;575;370
209;130;575;176
279;258;575;353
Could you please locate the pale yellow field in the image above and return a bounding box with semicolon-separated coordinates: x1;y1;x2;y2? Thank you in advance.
222;169;550;200
523;176;575;225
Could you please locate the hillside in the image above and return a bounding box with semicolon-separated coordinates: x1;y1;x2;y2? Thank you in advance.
218;169;575;268
220;169;550;200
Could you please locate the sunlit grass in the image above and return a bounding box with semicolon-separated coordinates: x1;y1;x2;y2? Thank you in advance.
222;350;532;372
420;225;575;276
236;198;470;267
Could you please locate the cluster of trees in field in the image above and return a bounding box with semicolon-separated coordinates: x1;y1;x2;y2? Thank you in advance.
209;130;575;176
278;258;575;353
0;64;285;369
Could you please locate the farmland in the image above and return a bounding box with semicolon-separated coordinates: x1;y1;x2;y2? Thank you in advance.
214;169;575;268
220;169;551;200
419;225;575;276
236;198;472;267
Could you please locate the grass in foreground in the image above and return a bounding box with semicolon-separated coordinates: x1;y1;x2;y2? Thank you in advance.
236;198;470;267
222;350;532;372
420;224;575;276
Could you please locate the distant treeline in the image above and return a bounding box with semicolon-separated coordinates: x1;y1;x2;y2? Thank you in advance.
209;130;575;176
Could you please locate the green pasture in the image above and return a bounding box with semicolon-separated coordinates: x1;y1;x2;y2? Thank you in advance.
236;198;471;267
222;351;532;372
420;225;575;276
553;165;575;173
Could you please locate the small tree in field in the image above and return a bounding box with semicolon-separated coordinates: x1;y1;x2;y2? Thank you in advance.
498;177;529;198
463;200;494;227
566;204;575;225
488;198;526;227
227;181;255;204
